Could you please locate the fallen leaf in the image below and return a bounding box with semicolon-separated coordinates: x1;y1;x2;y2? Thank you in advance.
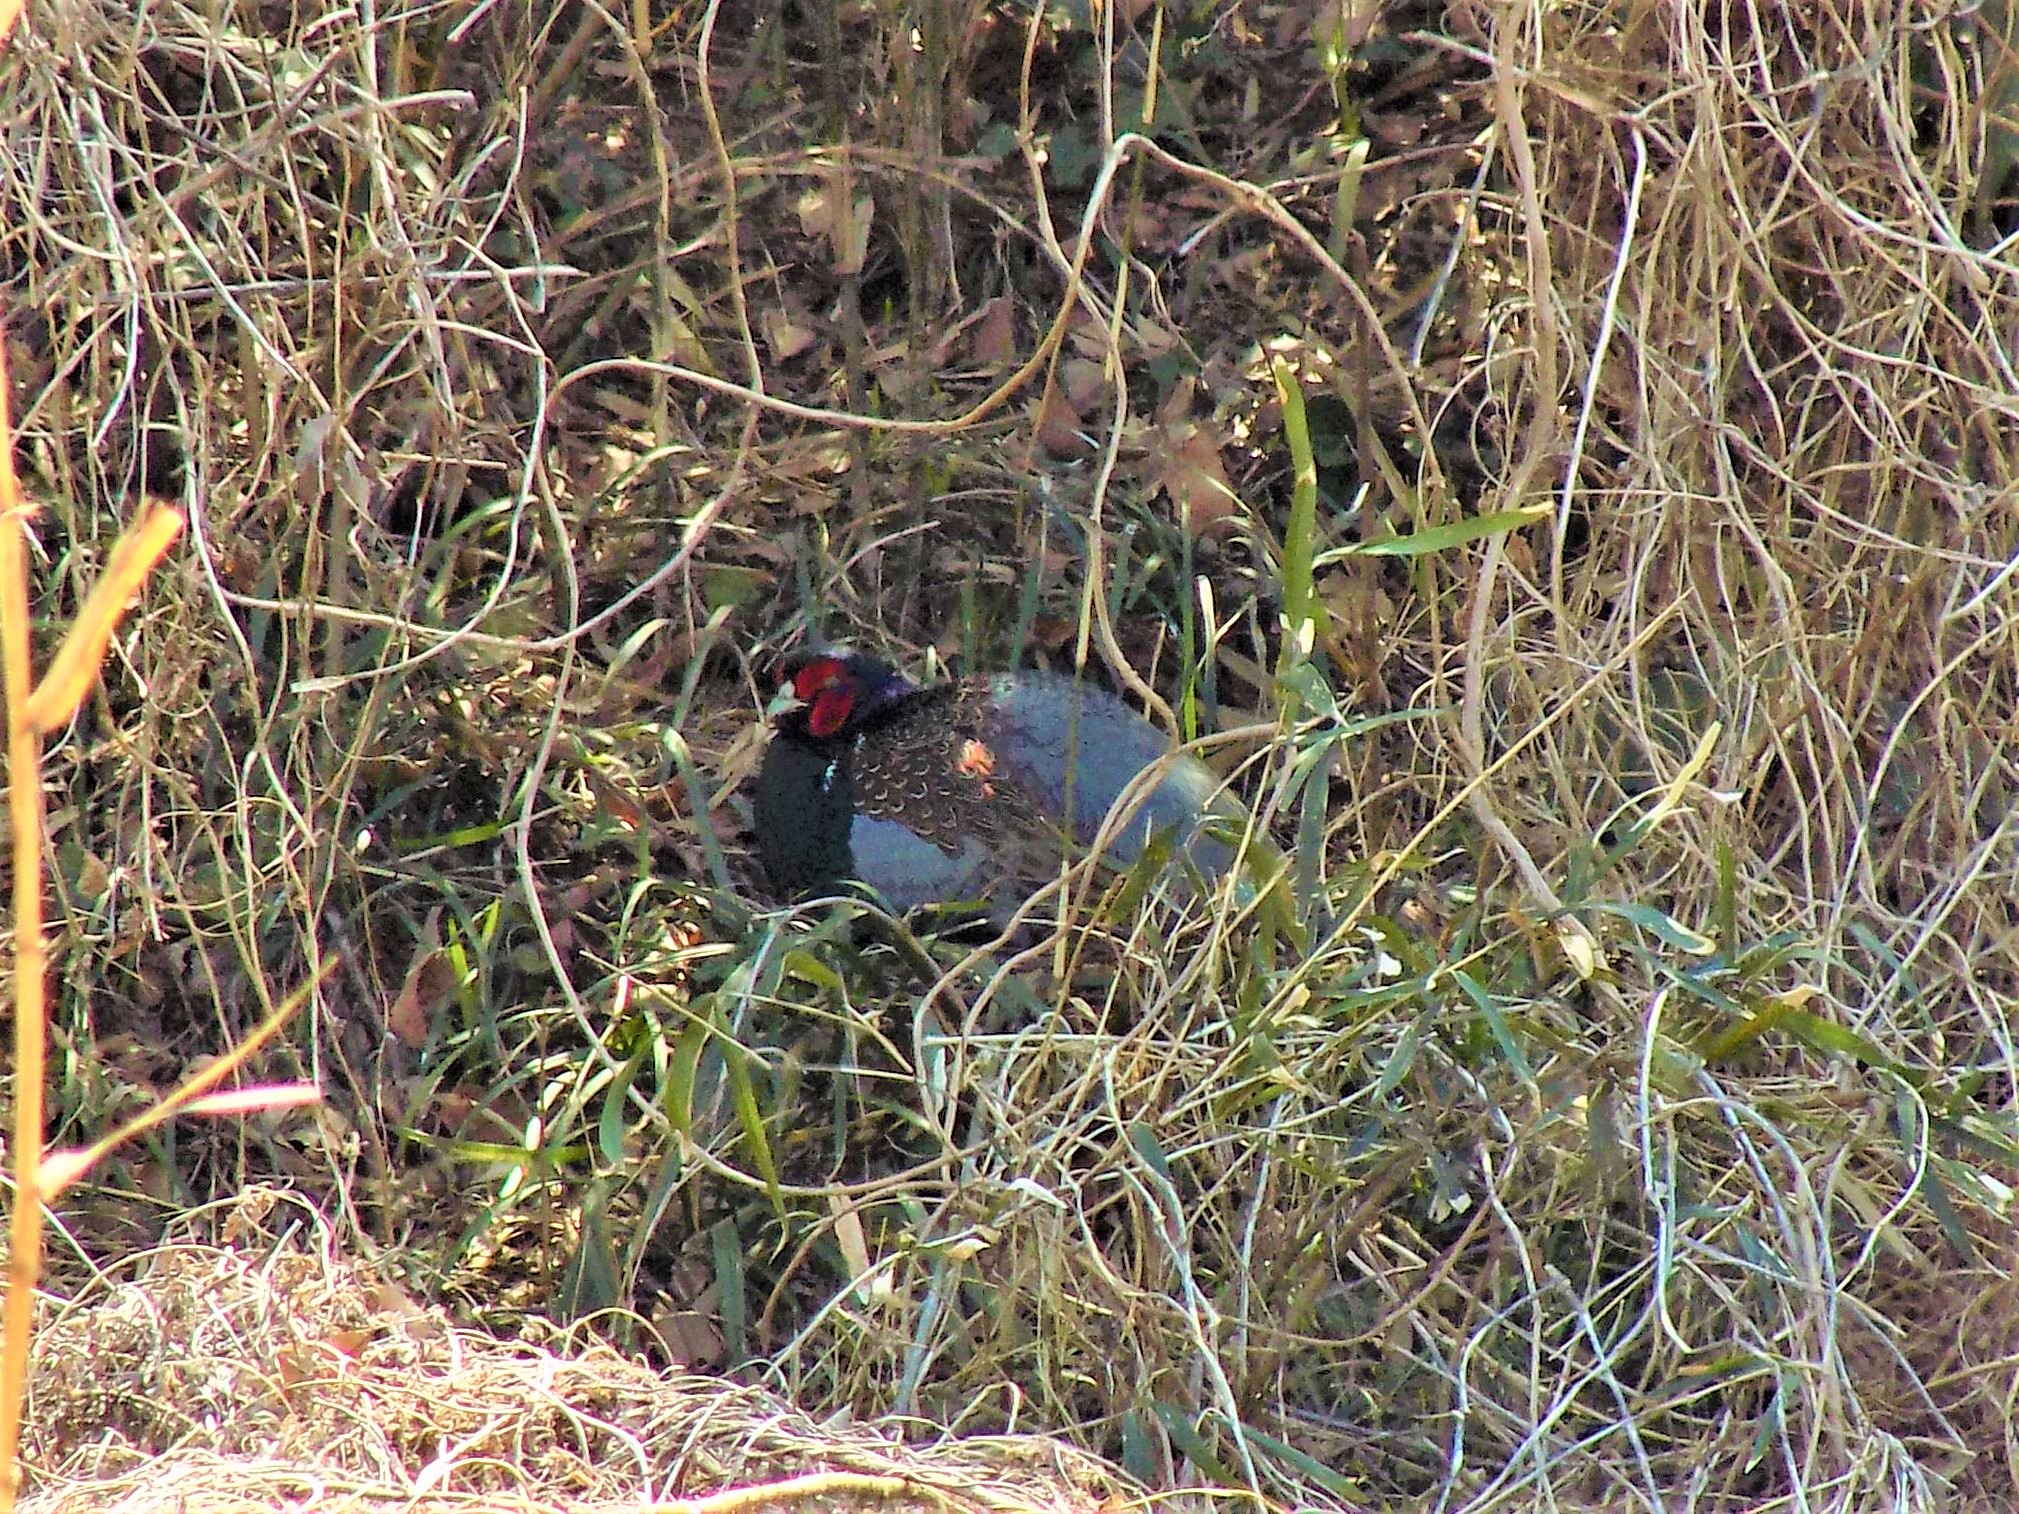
794;184;834;236
760;303;818;361
1155;416;1239;534
387;949;460;1050
1059;355;1108;409
652;1306;726;1369
367;1279;430;1322
1031;386;1088;457
1029;615;1076;652
968;295;1019;367
796;185;875;274
321;1327;372;1360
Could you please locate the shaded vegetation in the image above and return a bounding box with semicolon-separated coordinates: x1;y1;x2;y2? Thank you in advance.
7;0;2019;1509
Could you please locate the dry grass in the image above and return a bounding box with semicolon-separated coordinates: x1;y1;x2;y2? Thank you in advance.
6;0;2019;1511
25;1189;1126;1514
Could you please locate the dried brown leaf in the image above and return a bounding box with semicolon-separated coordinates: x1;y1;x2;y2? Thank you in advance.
387;949;460;1051
969;296;1019;367
760;303;819;362
1154;416;1239;535
1031;387;1088;457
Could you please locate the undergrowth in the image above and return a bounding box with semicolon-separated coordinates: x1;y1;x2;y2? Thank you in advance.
5;1;2019;1510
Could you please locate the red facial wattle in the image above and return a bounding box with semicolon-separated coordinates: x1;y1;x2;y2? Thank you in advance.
808;683;856;737
787;658;857;738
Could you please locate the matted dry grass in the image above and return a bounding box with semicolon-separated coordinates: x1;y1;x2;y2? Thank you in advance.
24;1190;1128;1514
6;0;2019;1511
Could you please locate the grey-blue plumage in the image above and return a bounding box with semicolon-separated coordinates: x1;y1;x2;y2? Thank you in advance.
753;650;1238;913
972;671;1235;878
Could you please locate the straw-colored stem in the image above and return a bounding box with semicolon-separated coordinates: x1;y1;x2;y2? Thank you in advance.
0;335;46;1514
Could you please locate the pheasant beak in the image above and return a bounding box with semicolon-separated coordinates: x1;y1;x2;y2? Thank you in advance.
765;682;807;721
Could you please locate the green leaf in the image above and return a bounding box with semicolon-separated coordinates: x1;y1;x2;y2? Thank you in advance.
663;1014;710;1138
597;1047;645;1166
1046;124;1101;187
1271;358;1320;683
1696;995;1898;1072
1587;899;1716;955
975;120;1018;161
1347;504;1549;556
781;948;846;993
711;1217;749;1365
1151;1403;1241;1487
724;1040;783;1213
666;730;736;896
1905;1118;1978;1260
558;1193;623;1319
1776;1007;1900;1070
1237;1422;1364;1500
1372;1022;1420;1100
1118;1409;1159;1487
1127;1120;1176;1186
1451;969;1536;1082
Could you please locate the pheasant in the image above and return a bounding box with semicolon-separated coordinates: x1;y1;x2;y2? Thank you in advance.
752;647;1240;914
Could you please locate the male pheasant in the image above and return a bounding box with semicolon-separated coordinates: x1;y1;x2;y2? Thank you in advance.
752;648;1239;913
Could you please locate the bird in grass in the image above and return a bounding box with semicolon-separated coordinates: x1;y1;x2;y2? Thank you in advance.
752;647;1243;915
